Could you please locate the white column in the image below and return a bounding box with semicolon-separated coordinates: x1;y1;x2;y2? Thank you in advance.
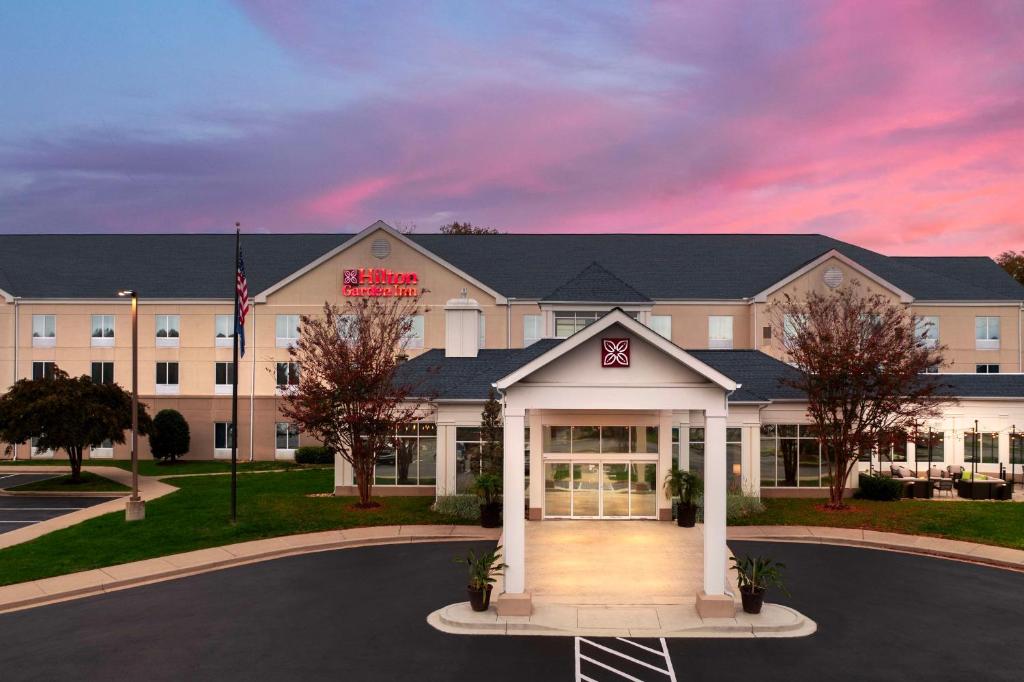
658;410;673;520
703;410;728;596
528;411;544;519
502;409;526;594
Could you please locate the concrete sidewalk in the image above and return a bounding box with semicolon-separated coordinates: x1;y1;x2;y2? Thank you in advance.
0;466;177;550
728;525;1024;571
0;524;500;614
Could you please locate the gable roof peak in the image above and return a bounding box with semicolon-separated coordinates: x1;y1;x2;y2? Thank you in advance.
542;261;651;303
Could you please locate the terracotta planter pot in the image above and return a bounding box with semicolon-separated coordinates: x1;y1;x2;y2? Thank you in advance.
740;587;765;614
677;504;697;527
468;584;493;612
480;502;502;528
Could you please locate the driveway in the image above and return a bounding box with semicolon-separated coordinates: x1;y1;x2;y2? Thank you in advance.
0;540;1021;681
0;474;111;534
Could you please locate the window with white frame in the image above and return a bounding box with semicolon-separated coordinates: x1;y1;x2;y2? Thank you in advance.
275;422;299;452
91;361;114;385
975;316;1000;350
478;315;486;349
708;316;733;349
32;361;55;380
915;316;938;349
155;315;180;346
215;362;234;393
276;314;300;347
403;315;424;349
976;364;999;374
523;315;543;346
155;362;179;393
371;423;437;486
91;314;115;346
215;314;234;346
91;438;114;458
276;362;300;388
649;315;672;340
30;436;54;458
554;311;602;338
32;315;55;346
214;422;234;451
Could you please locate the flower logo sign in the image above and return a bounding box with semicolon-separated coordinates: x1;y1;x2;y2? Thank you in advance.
601;338;630;368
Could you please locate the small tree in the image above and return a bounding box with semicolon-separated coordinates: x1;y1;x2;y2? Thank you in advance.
480;387;503;475
150;409;190;463
996;251;1024;285
280;298;432;507
772;282;953;508
0;367;151;482
440;221;500;235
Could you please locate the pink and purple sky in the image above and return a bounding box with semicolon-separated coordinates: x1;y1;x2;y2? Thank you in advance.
1;1;1023;255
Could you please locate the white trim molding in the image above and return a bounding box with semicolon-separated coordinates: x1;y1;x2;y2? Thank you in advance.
752;249;914;303
254;221;508;304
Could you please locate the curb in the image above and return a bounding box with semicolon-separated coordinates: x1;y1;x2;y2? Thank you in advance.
0;527;498;615
0;490;129;498
728;528;1024;573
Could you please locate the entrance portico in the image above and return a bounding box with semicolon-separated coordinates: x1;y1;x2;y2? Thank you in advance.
492;309;739;618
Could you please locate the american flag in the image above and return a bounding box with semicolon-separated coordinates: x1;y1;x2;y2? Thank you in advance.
236;251;250;357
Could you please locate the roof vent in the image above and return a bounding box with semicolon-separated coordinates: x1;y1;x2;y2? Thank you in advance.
371;238;391;259
823;266;843;289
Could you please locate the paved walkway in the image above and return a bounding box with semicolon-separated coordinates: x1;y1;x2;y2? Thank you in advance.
0;466;177;550
728;525;1024;571
0;524;500;614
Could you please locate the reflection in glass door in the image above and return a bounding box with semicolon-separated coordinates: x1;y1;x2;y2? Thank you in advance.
543;461;657;519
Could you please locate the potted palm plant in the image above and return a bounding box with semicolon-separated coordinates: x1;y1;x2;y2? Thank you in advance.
663;468;703;527
455;546;507;611
472;472;503;528
731;554;788;614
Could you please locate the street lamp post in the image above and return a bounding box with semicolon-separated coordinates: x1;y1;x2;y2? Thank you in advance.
118;289;144;521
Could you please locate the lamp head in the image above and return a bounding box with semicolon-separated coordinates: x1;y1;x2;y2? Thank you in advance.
117;289;136;297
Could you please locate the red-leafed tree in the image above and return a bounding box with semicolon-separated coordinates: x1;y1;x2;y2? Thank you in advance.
280;297;432;507
771;282;954;508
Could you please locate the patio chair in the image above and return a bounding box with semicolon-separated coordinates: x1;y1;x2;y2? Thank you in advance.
947;465;965;483
932;478;954;498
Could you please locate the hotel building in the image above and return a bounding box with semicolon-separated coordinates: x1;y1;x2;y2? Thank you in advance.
1;221;1022;501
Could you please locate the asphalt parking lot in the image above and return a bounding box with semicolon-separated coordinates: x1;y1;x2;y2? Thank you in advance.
0;474;111;533
0;539;1021;681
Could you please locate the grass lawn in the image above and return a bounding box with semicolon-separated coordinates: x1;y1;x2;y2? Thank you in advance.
0;458;307;477
6;471;130;493
0;468;470;587
740;497;1024;550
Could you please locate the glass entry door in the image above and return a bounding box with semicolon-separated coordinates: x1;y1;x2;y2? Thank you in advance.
544;461;657;519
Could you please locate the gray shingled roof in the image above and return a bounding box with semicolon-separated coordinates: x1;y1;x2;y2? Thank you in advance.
542;262;651;302
396;343;1024;402
0;231;1020;301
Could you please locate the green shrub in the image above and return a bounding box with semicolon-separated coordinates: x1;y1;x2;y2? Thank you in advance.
294;446;333;465
856;473;903;501
150;409;190;462
727;491;766;522
432;495;481;521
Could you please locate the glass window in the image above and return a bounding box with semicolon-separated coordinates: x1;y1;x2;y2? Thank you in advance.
687;428;705;475
275;422;299;450
976;364;999;374
541;425;657;454
156;362;179;385
155;315;180;339
214;422;234;449
572;426;600;453
671;427;680;469
760;424;778;488
403;315;424;349
215;362;235;386
32;361;55;380
760;424;809;487
915;430;944;464
276;314;300;345
727;427;742;489
544;462;572;517
375;423;437;486
708;316;733;349
31;314;55;339
915;316;938;348
649;315;671;340
602;426;630;453
975;317;1000;349
964;432;998;464
1011;433;1024;465
215;314;234;339
553;311;602;338
275;362;300;387
523;315;543;347
91;314;115;339
91;361;114;385
543;426;571;453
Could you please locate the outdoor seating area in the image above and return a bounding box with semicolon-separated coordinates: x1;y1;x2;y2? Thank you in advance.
888;465;1015;501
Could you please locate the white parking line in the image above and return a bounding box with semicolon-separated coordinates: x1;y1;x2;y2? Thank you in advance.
0;507;88;511
575;637;677;682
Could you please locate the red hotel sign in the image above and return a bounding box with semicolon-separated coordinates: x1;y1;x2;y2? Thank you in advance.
343;268;420;297
601;338;630;367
